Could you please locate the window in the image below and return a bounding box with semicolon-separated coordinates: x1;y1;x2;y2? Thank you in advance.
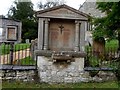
0;28;3;36
6;26;17;41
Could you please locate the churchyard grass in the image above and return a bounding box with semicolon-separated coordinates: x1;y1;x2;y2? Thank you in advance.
0;43;30;55
20;56;36;65
2;80;119;88
105;39;118;48
85;39;118;50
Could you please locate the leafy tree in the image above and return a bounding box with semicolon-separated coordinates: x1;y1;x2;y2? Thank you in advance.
93;2;120;88
7;0;38;42
38;0;66;9
93;2;120;50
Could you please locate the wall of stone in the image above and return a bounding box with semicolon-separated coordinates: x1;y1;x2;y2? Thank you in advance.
0;70;36;82
37;56;85;83
0;68;116;83
79;1;105;18
37;56;116;83
0;18;22;43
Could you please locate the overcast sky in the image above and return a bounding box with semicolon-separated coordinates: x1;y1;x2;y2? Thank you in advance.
0;0;85;16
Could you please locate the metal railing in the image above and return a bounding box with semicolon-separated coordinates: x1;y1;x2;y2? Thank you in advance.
85;46;120;70
0;42;36;66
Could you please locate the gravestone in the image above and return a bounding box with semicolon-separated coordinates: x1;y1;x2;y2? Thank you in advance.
25;39;30;43
93;37;105;58
35;4;90;83
30;38;38;60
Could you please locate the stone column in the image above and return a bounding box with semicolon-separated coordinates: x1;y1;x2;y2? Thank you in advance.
43;18;49;50
80;21;86;51
38;18;44;50
74;21;80;51
19;22;22;43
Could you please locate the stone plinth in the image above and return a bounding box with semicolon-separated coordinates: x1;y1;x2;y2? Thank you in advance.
37;56;85;83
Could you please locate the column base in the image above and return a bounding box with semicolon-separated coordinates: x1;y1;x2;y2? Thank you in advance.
74;46;79;51
43;45;48;50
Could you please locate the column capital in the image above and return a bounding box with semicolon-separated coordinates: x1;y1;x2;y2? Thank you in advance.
75;20;82;24
44;18;50;24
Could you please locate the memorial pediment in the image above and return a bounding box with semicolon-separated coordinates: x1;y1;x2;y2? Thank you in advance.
37;4;88;20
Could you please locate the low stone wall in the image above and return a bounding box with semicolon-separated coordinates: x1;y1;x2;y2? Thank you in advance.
0;70;37;82
37;56;116;83
0;57;116;83
84;71;116;82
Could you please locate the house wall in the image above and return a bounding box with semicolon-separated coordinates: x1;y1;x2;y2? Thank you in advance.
0;19;2;42
79;2;105;18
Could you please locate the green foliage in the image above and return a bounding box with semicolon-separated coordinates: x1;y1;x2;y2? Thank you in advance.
89;56;99;67
96;2;114;14
93;2;120;49
20;56;36;65
7;1;38;42
14;43;30;51
38;0;66;9
105;39;118;48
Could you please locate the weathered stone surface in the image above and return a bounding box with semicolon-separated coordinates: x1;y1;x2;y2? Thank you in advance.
37;56;116;83
64;77;73;83
0;17;22;43
79;1;105;18
35;5;88;83
0;70;36;82
37;56;85;83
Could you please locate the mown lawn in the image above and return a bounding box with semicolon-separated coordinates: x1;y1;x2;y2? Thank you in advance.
0;43;30;55
105;39;118;48
20;56;36;65
2;80;120;89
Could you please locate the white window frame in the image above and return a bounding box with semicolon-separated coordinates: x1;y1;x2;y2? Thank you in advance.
0;27;3;36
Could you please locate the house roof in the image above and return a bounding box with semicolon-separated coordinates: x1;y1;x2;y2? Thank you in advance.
36;4;89;18
0;15;21;22
79;1;105;18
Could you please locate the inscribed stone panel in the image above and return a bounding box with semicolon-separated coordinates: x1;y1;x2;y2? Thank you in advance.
63;29;70;47
49;28;59;50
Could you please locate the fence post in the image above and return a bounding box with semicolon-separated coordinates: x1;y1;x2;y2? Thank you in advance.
10;42;14;64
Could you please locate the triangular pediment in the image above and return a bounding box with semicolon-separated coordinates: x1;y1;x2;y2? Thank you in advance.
37;4;88;20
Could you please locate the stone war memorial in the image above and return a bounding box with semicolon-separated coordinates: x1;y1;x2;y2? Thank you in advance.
35;4;89;83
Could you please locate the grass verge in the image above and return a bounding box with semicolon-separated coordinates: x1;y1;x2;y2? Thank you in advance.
20;56;36;65
2;80;119;88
